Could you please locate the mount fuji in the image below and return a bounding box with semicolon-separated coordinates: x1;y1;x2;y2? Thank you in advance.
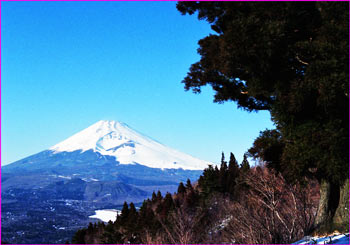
50;120;210;170
1;120;212;244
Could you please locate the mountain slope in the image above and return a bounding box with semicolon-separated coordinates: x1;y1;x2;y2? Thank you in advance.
49;120;211;170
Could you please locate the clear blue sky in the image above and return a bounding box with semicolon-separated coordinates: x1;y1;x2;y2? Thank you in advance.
1;1;274;166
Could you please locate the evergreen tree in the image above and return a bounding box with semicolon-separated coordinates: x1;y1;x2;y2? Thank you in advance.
139;200;148;215
241;154;250;173
185;179;197;208
119;201;129;224
177;182;186;194
163;192;175;214
219;152;228;192
227;153;240;194
228;153;238;172
185;178;193;191
127;202;138;232
72;228;86;244
129;202;137;213
156;190;163;201
240;154;250;172
101;221;122;244
138;199;160;233
247;129;284;172
87;222;93;233
198;165;220;196
151;191;157;202
177;1;349;228
220;152;227;170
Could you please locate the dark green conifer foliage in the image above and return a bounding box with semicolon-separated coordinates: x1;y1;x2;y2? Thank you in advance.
220;152;228;171
163;192;174;212
176;1;349;228
185;178;193;191
219;152;228;192
87;222;93;233
123;202;139;242
185;189;197;208
177;182;186;194
101;221;122;244
151;191;157;202
127;202;138;229
156;190;163;201
139;200;148;214
227;153;239;194
138;200;148;224
156;192;174;216
129;202;137;214
247;129;284;172
138;199;160;233
119;201;129;224
198;165;220;196
71;228;86;244
240;154;250;172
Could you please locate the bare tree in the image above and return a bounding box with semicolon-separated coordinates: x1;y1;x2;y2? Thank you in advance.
141;230;168;244
157;206;206;244
221;167;318;244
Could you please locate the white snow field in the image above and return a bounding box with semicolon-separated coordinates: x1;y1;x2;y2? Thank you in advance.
50;120;211;170
89;209;120;223
293;233;349;244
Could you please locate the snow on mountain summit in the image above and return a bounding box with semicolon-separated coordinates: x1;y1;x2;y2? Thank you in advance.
50;120;211;170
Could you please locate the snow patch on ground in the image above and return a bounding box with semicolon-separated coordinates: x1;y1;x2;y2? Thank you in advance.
89;209;120;223
293;233;349;244
58;175;71;179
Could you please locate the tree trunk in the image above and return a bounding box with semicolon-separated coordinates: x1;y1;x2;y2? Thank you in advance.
314;180;331;228
314;179;349;232
333;179;349;231
314;180;340;229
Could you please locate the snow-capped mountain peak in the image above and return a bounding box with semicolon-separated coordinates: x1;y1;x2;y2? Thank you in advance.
50;120;211;170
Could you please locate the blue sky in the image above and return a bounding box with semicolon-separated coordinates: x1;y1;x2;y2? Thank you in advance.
1;1;274;166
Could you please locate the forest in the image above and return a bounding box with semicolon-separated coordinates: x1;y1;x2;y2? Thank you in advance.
71;1;348;243
72;153;321;244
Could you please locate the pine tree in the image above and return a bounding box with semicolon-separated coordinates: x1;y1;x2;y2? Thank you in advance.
127;202;138;232
219;152;228;192
185;178;193;191
198;165;220;196
87;222;93;233
138;199;160;233
71;228;86;244
101;221;122;244
156;190;163;201
177;182;186;194
129;202;137;213
160;192;175;217
119;201;129;224
185;180;197;208
240;154;250;172
151;191;157;202
164;192;174;208
227;153;239;194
